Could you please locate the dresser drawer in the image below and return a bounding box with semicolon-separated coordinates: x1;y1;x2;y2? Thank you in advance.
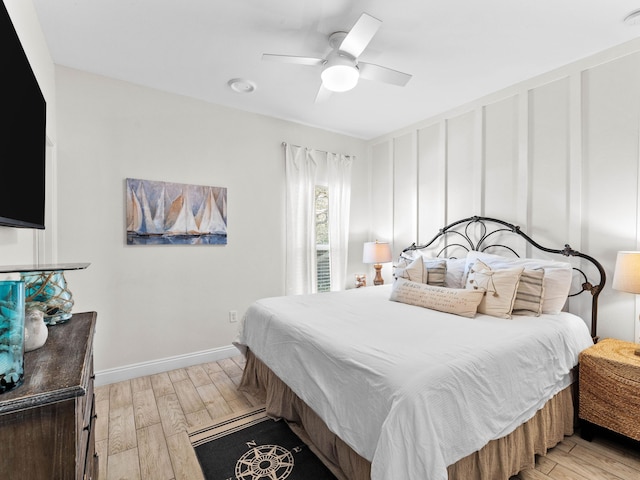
77;357;96;479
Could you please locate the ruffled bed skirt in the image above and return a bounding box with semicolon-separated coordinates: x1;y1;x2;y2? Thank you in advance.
239;349;575;480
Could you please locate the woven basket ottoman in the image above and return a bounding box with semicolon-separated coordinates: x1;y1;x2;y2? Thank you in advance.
578;338;640;441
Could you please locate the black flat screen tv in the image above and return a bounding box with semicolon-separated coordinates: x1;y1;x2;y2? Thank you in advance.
0;2;47;229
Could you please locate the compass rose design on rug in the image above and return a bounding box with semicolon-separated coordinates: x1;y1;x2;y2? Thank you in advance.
235;443;294;479
189;407;337;480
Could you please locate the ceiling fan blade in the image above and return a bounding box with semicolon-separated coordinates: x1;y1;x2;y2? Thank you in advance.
338;12;382;58
358;62;412;87
262;54;325;67
315;84;332;103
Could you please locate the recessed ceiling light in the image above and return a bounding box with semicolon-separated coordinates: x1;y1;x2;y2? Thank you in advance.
624;9;640;25
227;78;256;94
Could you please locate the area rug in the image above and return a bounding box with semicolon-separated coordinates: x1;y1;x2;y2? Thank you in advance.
189;407;338;480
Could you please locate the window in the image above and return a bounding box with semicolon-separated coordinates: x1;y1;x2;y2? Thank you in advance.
315;185;330;292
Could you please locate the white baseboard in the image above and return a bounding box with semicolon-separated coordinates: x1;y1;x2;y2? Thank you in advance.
94;344;241;386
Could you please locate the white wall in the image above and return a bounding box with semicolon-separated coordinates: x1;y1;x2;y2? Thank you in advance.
54;67;369;381
369;38;640;344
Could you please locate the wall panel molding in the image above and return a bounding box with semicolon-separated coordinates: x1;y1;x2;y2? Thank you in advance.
366;42;640;342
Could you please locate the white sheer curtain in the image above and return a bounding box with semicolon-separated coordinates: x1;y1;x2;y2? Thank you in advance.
327;152;353;291
285;144;318;295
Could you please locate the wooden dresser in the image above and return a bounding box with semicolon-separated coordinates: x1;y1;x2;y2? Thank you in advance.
0;311;98;479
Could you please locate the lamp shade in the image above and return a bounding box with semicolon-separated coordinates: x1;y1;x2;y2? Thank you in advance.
612;251;640;294
363;241;392;264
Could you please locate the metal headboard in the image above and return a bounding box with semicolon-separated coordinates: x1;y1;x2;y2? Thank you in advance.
402;216;606;340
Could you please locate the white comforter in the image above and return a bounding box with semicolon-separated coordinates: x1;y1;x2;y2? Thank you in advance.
234;285;593;480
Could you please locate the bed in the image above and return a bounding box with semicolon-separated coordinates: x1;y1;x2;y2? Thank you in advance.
234;216;605;480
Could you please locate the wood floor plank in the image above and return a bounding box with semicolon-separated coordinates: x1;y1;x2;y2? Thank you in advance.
535;454;556;475
108;404;138;456
156;393;189;437
202;361;223;375
196;382;223;405
168;368;189;383
133;388;161;429
519;467;553;479
546;449;626;480
166;431;206;480
107;447;141;480
218;357;243;377
109;379;133;409
185;408;213;429
96;439;108;480
211;375;245;403
186;364;212;387
204;395;233;419
137;423;174;480
95;384;110;402
150;372;175;397
547;463;597;480
131;375;153;393
571;434;640;469
231;354;246;369
570;443;640;479
227;395;254;412
555;439;576;453
174;378;206;414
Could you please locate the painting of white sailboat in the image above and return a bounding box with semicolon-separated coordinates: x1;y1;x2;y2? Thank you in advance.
126;178;227;245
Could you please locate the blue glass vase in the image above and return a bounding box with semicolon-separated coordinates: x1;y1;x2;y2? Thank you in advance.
22;271;74;325
0;280;25;393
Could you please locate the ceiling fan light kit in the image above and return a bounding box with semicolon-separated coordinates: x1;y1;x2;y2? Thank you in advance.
262;12;412;101
321;53;359;92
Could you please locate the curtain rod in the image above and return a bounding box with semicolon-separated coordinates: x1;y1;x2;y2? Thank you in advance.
281;142;355;158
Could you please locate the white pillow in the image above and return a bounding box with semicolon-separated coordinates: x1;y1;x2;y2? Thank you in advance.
465;260;524;319
443;257;467;288
393;257;426;283
465;251;572;314
390;278;484;318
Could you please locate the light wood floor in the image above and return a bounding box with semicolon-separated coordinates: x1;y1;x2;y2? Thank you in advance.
97;355;640;480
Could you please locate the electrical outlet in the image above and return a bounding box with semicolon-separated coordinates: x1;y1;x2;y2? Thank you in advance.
229;310;238;323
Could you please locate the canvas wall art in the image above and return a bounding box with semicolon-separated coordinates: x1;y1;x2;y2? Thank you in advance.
126;178;227;245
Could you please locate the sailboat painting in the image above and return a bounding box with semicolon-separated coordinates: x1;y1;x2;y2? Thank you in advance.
126;178;227;245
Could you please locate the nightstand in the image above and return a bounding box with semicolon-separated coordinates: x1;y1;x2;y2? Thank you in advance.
578;338;640;441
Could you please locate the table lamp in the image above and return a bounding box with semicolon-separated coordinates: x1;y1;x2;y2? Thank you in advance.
363;241;392;286
612;250;640;356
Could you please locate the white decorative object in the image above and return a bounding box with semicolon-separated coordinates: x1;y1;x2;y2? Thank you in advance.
24;309;48;352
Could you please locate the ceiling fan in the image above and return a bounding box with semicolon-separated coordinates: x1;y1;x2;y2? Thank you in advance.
262;12;412;102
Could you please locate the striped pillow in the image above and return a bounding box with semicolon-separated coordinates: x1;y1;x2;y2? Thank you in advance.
512;269;545;316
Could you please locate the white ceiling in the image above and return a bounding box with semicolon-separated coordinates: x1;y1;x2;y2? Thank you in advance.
31;0;640;140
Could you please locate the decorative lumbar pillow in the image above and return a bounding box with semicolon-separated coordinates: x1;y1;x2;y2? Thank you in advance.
512;269;545;316
465;260;524;319
424;259;447;287
464;251;572;314
390;278;484;318
393;257;426;283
